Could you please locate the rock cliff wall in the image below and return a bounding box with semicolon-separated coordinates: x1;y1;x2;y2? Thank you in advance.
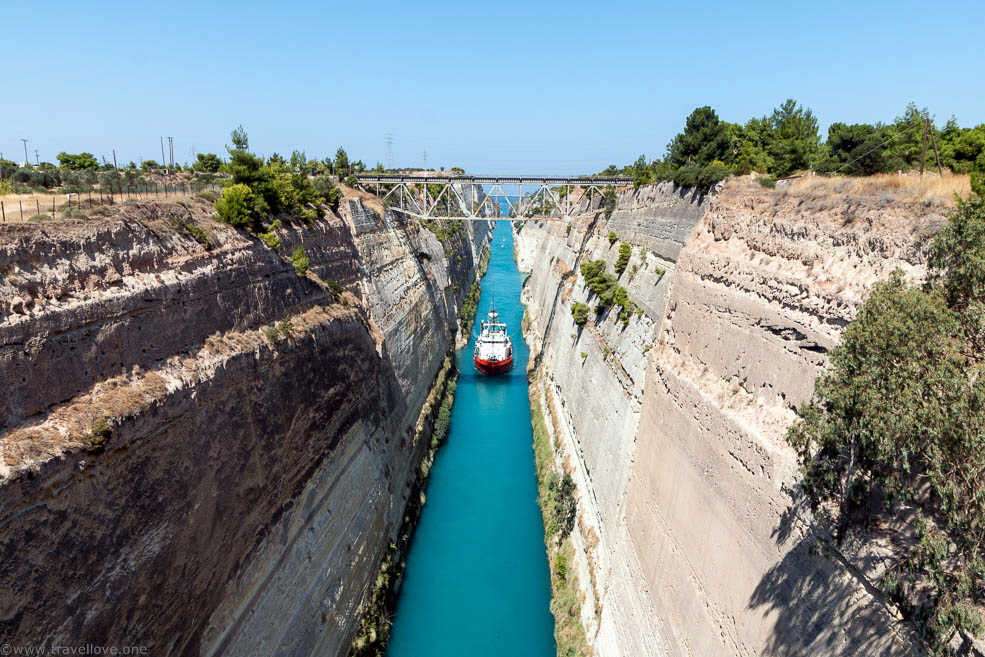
0;196;491;656
518;179;948;656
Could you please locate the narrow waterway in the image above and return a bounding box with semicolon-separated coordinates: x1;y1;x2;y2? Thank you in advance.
386;220;556;656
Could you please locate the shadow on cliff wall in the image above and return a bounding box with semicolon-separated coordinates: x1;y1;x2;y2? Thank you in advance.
748;497;922;657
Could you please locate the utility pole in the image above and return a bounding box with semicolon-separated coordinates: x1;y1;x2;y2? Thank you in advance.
929;119;943;177
422;150;427;171
34;150;39;166
384;133;394;170
160;137;166;170
113;149;123;195
920;114;943;177
21;139;28;167
920;118;928;176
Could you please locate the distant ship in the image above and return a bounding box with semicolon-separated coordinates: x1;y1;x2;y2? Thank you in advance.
473;308;513;375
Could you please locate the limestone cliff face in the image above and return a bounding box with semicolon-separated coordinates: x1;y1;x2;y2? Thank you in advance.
0;196;491;656
517;179;948;657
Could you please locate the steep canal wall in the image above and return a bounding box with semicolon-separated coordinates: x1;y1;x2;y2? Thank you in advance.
517;178;948;656
0;195;492;655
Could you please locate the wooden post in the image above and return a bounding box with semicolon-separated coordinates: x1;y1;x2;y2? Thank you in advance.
113;150;122;195
20;200;23;220
929;122;944;176
36;199;40;215
1;201;5;222
920;118;928;176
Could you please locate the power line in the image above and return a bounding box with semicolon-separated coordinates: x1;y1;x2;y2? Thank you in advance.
834;114;928;174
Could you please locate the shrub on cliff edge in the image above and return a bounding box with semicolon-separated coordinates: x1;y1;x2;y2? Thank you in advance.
615;241;632;276
570;302;590;326
291;245;309;276
215;183;267;229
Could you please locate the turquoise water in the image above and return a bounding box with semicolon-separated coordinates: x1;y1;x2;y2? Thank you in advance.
386;221;556;657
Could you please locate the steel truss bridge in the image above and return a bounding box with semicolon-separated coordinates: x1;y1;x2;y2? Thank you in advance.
354;174;633;221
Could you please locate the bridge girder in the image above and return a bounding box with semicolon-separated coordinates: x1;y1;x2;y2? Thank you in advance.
355;175;629;221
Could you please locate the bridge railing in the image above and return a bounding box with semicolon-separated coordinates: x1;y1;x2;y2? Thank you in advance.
354;174;634;186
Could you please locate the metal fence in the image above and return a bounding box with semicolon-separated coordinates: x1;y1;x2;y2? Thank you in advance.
0;181;222;223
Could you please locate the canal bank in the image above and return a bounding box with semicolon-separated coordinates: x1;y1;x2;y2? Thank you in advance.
386;221;556;657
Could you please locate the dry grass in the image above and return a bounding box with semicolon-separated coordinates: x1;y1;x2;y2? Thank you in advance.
781;172;971;208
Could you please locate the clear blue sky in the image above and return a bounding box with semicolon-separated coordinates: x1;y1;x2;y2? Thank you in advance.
2;0;982;174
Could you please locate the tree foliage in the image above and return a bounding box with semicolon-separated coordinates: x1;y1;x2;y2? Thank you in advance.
580;260;636;324
570;302;590;326
615;241;632;276
601;100;984;193
217;127;322;229
667;106;732;169
193;152;222;173
57;152;99;171
215;183;267;229
766;99;821;176
788;187;985;649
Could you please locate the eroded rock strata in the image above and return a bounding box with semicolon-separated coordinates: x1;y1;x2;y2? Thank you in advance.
0;195;491;656
518;179;946;657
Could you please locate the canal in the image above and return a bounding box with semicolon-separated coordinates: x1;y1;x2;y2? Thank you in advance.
386;220;556;656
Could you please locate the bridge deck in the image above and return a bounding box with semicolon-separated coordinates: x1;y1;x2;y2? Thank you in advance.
354;174;632;186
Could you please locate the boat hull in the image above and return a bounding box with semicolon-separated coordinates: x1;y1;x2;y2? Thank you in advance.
474;355;513;375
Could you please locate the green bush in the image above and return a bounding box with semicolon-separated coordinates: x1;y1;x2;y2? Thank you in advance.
291;245;309;276
215;183;267;229
607;230;617;246
192;152;222;173
183;223;208;246
326;279;344;296
276;318;294;339
554;550;568;583
460;281;482;333
615;241;632;276
547;473;577;542
258;218;282;249
28;213;52;222
570;302;590;326
84;419;112;454
57;152;99;171
757;176;777;188
312;175;342;211
61;208;88;220
579;260;635;322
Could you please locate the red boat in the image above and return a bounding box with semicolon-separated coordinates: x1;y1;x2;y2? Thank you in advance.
473;308;513;375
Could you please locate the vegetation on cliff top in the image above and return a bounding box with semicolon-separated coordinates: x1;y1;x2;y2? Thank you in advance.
788;176;985;652
600;101;985;191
